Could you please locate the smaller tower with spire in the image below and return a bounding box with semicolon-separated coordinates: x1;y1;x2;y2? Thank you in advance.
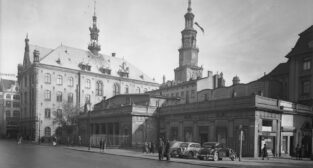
88;1;101;55
23;33;31;67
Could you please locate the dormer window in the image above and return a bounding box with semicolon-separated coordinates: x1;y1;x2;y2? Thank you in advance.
79;62;91;71
56;58;61;64
99;67;111;75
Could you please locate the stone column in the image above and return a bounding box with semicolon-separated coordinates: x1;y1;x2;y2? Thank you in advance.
209;121;215;141
193;121;198;142
179;121;183;141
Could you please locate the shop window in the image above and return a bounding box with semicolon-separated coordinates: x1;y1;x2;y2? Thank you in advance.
262;120;273;132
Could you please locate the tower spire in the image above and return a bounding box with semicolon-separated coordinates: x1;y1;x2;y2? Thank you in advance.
23;33;31;66
88;0;101;55
188;0;192;12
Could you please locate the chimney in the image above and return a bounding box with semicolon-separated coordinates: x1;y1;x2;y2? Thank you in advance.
112;53;116;57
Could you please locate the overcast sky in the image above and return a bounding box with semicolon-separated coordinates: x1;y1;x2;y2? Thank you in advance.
1;0;313;85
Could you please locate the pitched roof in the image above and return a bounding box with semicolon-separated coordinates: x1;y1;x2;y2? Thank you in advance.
258;62;289;81
28;44;157;83
0;79;16;92
286;25;313;58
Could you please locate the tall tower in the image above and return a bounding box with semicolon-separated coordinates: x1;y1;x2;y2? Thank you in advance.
174;0;202;82
23;34;31;67
88;1;101;55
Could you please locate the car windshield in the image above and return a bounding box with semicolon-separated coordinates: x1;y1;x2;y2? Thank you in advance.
179;143;189;148
203;142;218;148
170;141;183;148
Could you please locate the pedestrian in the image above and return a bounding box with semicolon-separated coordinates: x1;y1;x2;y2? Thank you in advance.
148;142;152;154
52;136;57;146
295;144;300;160
144;141;149;153
99;139;103;152
150;141;155;154
262;144;269;160
101;138;105;151
300;145;305;160
78;135;82;146
17;136;22;144
164;138;170;161
158;138;164;160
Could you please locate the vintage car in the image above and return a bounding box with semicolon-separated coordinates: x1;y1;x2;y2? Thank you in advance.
170;142;201;159
169;141;184;158
198;142;237;161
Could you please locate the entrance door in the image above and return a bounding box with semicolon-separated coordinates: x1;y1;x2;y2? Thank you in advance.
290;136;294;156
259;136;275;157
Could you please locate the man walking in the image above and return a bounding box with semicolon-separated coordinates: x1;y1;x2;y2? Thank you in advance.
262;144;269;160
158;138;164;160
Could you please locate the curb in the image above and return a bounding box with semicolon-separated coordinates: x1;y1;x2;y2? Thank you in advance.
65;147;229;168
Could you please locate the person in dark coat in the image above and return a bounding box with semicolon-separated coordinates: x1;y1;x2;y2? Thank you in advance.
164;138;171;161
99;139;103;152
158;138;164;160
150;141;155;154
295;144;300;160
262;144;269;160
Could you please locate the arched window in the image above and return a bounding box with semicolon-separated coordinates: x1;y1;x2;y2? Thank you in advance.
86;79;91;89
113;83;120;96
125;85;129;94
44;73;51;84
44;127;51;137
96;81;103;96
136;87;141;94
68;77;74;87
57;75;63;85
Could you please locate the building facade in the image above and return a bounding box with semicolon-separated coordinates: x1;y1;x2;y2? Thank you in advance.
0;75;21;138
17;10;159;141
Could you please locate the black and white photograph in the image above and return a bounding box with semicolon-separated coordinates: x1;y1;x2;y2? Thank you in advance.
0;0;313;167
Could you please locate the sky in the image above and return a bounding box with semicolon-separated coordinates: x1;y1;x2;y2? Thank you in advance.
0;0;313;85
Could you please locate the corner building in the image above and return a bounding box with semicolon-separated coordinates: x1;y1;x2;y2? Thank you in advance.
17;11;159;141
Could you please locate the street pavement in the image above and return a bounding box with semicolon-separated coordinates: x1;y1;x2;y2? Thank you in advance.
1;139;313;168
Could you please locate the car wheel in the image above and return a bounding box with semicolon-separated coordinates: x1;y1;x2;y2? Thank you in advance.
213;152;218;161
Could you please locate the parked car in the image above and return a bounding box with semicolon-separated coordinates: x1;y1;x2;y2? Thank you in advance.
170;142;201;159
169;141;184;158
198;142;237;161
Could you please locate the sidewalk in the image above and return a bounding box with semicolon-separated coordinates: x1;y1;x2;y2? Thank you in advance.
65;146;313;168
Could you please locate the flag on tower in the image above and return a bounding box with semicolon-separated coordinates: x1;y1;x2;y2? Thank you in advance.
195;22;205;34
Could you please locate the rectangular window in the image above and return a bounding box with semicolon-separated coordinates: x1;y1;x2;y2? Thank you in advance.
56;92;62;102
44;90;51;101
45;108;51;118
303;58;311;71
13;110;20;117
6;101;11;107
45;73;51;84
57;75;63;85
13;102;20;107
302;80;311;96
68;93;73;103
6;110;10;118
57;109;62;118
13;95;20;100
262;120;273;132
85;94;90;103
68;77;74;87
86;79;91;89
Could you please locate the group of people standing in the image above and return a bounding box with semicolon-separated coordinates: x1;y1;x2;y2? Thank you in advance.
158;138;170;161
99;138;106;151
143;141;155;154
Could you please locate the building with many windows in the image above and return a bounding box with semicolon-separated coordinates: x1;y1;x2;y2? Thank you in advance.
0;75;21;138
17;9;159;141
